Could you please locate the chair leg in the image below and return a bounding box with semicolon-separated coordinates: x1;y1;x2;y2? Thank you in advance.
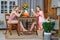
36;25;38;35
9;24;13;35
5;26;8;34
36;31;38;35
16;25;20;36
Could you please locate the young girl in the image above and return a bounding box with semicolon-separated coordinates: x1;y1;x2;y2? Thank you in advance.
8;5;27;31
30;6;45;31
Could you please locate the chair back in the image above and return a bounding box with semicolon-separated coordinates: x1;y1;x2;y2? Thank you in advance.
5;13;10;27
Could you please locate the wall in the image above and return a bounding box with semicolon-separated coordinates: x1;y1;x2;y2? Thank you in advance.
0;14;6;29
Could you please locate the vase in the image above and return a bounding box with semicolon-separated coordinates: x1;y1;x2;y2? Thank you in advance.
23;10;29;17
44;32;51;40
24;10;28;13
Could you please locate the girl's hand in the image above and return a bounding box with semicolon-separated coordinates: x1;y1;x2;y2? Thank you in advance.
31;9;34;12
20;10;23;13
31;9;36;16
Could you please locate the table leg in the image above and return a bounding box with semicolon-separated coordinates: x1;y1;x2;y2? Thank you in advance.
36;18;38;35
26;20;28;30
17;21;20;36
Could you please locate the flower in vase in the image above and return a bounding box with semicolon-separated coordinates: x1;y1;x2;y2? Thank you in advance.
21;3;29;17
21;3;29;10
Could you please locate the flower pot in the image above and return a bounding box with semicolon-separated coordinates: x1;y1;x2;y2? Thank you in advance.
37;30;44;39
44;32;51;40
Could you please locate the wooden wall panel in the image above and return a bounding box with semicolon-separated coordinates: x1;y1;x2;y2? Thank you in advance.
48;0;57;19
44;0;48;18
44;0;58;19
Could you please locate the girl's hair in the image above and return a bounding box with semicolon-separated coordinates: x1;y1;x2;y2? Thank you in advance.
19;7;24;10
18;7;23;13
36;5;41;10
13;5;18;10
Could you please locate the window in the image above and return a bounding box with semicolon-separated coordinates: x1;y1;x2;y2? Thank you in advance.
9;1;15;13
1;1;16;14
1;10;4;13
1;1;7;13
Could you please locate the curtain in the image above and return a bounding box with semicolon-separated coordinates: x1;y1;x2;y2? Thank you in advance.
18;0;44;16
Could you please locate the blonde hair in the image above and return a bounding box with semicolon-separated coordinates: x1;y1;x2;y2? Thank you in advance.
19;7;24;10
13;5;18;10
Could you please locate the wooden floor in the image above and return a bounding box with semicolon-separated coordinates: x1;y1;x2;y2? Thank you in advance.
0;30;59;40
0;30;41;40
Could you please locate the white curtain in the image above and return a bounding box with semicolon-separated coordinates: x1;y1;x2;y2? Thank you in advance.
18;0;44;16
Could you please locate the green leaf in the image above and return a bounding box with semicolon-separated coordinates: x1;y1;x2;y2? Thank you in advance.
42;22;55;32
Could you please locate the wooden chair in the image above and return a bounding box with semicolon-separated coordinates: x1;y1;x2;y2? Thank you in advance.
5;13;20;36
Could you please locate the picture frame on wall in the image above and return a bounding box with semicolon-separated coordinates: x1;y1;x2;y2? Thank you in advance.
51;0;57;8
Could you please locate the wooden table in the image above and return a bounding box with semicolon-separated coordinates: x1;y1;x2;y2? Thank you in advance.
17;17;38;35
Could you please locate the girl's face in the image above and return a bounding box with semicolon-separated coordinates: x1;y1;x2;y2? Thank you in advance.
15;7;18;11
36;7;40;11
18;9;23;13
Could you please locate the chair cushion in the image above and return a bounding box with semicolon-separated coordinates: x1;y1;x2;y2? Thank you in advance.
7;20;18;24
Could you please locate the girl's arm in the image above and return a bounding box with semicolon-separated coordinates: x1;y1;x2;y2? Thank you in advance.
35;11;44;17
13;11;22;17
31;9;39;17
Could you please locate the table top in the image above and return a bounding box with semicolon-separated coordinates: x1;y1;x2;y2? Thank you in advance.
17;16;37;20
18;16;36;18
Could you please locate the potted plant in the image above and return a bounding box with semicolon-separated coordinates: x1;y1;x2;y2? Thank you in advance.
42;20;55;40
21;3;29;17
